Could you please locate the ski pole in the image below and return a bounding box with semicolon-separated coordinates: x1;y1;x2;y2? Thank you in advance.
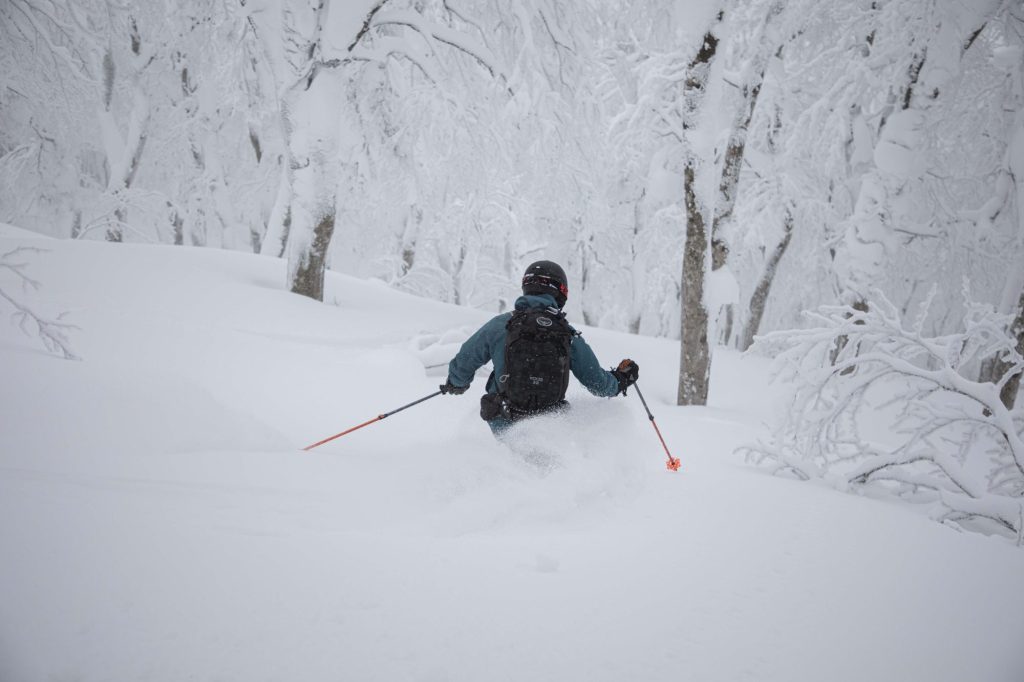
633;382;681;472
302;390;443;451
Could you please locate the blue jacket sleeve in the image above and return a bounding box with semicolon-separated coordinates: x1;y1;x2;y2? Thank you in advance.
570;334;621;397
446;315;507;389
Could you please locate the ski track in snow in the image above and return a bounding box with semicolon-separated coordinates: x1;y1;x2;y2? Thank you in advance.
1;236;1023;682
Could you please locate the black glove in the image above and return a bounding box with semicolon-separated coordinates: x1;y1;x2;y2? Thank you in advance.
440;380;468;395
611;359;639;395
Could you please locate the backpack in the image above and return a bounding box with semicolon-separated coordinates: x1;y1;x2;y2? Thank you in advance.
498;306;577;414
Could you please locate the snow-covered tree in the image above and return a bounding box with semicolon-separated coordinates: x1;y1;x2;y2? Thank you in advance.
247;0;539;301
974;9;1024;409
675;10;725;406
738;0;1012;336
2;0;1021;364
597;2;729;403
744;291;1024;543
0;0;155;240
0;0;274;247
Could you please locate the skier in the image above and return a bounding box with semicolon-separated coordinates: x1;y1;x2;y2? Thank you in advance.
439;260;639;434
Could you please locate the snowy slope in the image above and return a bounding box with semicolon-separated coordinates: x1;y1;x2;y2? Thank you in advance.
1;234;1022;682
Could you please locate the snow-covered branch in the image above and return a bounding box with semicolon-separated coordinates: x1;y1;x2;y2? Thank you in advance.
0;248;80;360
369;10;507;83
743;289;1024;543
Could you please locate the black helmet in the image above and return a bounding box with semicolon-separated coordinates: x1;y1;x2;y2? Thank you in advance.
522;260;568;307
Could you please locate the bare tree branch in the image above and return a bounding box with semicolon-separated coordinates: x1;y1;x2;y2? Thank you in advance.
0;248;79;360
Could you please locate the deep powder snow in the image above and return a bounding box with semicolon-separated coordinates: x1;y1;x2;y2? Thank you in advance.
1;231;1022;682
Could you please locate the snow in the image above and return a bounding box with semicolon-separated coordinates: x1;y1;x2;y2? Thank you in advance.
706;263;740;309
874;110;926;179
645;149;684;207
1;234;1023;682
993;45;1024;72
0;223;51;240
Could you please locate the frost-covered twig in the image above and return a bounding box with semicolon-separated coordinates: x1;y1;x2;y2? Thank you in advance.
933;491;1024;545
742;289;1024;542
0;248;80;360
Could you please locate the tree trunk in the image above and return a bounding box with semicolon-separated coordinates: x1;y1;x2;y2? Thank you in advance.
980;70;1024;404
709;2;781;349
284;66;348;301
626;188;645;334
70;210;83;239
719;305;734;347
830;299;869;368
712;52;767;266
101;27;150;243
710;76;762;351
262;149;293;258
171;206;184;245
740;208;793;351
289;213;334;302
400;205;422;275
677;13;723;406
997;286;1024;409
679;167;711;405
108;125;148;242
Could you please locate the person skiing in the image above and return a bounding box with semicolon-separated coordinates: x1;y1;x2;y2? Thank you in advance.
439;260;639;434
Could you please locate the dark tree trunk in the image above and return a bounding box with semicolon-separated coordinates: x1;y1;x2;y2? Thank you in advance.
108;211;124;242
171;206;184;245
740;209;793;351
677;13;723;406
712;66;764;267
679;165;711;405
289;213;334;301
70;210;83;239
991;286;1024;409
249;126;262;163
830;299;870;369
106;131;148;242
711;58;766;353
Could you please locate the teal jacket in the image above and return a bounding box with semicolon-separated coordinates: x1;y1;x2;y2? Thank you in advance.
447;294;621;398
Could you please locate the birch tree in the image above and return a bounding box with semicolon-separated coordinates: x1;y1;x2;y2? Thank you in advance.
601;2;766;403
678;11;725;406
709;0;785;347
